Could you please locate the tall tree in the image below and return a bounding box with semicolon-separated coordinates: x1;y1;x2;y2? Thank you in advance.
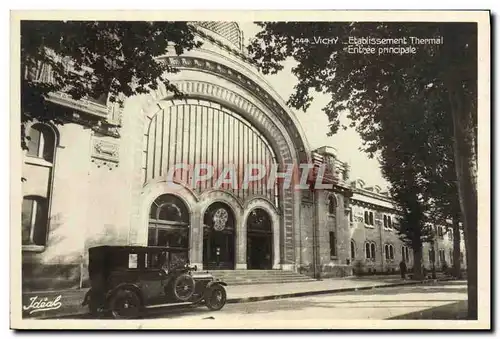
249;22;477;318
417;86;464;279
424;138;464;279
21;20;201;148
375;93;436;280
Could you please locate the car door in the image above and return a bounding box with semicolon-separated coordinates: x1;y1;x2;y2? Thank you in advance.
139;252;169;305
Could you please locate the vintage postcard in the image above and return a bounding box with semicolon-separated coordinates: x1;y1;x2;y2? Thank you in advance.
10;10;490;330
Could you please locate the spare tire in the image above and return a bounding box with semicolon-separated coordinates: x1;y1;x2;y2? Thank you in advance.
172;273;195;301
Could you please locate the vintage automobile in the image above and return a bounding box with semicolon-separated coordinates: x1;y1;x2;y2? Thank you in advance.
81;245;227;319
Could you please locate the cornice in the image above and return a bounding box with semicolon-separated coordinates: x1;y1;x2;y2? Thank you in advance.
350;198;400;214
352;187;395;204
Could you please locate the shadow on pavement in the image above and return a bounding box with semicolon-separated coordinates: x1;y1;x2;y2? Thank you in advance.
57;281;469;320
142;298;467;318
335;281;467;297
387;300;469;320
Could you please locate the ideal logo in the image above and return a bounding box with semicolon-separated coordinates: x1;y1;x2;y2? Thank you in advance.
23;295;62;314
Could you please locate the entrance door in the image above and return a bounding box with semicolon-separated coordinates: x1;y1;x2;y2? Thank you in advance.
247;235;272;269
247;208;273;270
203;203;235;270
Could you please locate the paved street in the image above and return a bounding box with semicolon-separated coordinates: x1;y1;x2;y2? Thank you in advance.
140;280;467;324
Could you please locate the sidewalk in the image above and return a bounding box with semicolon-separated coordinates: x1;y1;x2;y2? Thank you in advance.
388;300;468;320
21;275;447;319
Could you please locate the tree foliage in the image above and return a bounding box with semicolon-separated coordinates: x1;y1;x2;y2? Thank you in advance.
20;20;201;146
250;21;477;317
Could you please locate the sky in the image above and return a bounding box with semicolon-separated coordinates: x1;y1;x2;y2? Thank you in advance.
238;22;390;189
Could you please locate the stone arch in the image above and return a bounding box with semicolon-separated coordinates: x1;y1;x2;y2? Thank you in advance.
350;239;356;260
141;82;296;167
201;196;239;270
139;80;304;267
136;181;197;247
244;197;281;269
158;54;311;164
136;54;313;268
24;121;61;148
199;189;244;218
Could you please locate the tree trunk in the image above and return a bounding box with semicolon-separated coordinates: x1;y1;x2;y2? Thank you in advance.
452;217;462;279
448;86;478;320
412;243;423;280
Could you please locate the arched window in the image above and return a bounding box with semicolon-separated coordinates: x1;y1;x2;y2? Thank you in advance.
383;215;387;227
365;242;371;259
365;242;376;260
26;123;56;162
364;211;369;224
384;244;389;260
329;231;337;257
22;196;48;246
388;216;392;229
350;240;356;260
370;243;376;260
390;245;394;260
328;195;336;215
402;245;410;263
148;194;190;249
22;123;58;250
369;212;374;225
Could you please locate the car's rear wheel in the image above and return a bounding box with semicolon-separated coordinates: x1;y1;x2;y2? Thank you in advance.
172;273;196;301
109;289;142;319
205;284;227;311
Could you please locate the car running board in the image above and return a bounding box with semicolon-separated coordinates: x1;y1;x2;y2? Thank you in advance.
144;302;194;309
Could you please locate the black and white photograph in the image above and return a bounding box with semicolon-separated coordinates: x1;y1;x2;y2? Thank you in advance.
10;10;490;330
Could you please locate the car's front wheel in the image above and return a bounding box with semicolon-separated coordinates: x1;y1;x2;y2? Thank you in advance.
205;284;227;311
109;289;142;319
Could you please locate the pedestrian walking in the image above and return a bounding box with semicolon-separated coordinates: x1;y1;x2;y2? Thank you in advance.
399;260;407;279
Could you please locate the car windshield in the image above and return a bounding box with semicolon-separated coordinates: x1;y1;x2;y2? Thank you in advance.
146;251;168;269
171;252;188;268
144;250;188;270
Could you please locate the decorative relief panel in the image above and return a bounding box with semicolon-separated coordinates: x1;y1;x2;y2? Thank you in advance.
354;208;365;223
91;138;119;170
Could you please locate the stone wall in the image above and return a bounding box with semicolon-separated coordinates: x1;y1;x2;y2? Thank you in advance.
22;121;134;291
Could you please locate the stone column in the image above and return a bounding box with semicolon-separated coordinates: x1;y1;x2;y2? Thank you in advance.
235;215;247;269
293;189;302;272
190;210;203;269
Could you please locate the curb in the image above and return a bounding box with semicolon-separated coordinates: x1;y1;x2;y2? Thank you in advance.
226;280;431;304
37;278;451;319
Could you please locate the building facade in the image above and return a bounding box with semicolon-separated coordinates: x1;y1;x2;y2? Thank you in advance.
348;179;467;275
20;22;465;292
349;179;411;274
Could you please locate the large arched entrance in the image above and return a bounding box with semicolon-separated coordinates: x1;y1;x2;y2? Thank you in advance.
203;202;236;270
247;208;273;270
148;194;190;264
140;76;312;271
